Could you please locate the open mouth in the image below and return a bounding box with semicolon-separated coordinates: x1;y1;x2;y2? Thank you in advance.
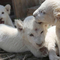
0;20;4;24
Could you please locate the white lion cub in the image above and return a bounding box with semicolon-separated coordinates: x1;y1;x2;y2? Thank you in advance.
0;15;48;58
0;4;14;27
16;16;60;60
0;24;28;52
15;16;48;57
45;26;60;60
33;0;60;60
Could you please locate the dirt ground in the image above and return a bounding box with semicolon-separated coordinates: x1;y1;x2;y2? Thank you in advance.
0;49;49;60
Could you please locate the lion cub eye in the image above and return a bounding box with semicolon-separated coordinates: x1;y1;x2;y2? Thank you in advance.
29;34;34;37
40;11;46;14
40;11;42;13
2;12;4;14
43;12;46;14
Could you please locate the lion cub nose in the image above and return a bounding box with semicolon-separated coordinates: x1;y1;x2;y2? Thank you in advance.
33;13;37;17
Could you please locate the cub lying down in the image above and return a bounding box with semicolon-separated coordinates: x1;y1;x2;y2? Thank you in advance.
20;16;48;57
0;24;28;52
0;16;48;57
17;16;60;60
0;15;59;59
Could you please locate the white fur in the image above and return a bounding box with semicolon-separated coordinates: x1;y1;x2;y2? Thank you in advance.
0;24;28;52
33;0;60;25
16;16;48;57
45;26;60;60
0;5;29;53
33;0;60;60
0;4;14;27
0;16;48;57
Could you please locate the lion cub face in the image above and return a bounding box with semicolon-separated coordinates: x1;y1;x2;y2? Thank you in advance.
33;0;60;26
0;4;11;24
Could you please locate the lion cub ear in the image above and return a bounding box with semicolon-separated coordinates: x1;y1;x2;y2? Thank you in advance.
54;7;60;20
5;4;11;15
15;19;24;31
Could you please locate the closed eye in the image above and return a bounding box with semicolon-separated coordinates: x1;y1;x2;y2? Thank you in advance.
43;12;46;14
29;34;34;37
40;31;44;34
40;11;46;14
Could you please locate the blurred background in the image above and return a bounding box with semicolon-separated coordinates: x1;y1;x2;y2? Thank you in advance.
0;0;45;20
